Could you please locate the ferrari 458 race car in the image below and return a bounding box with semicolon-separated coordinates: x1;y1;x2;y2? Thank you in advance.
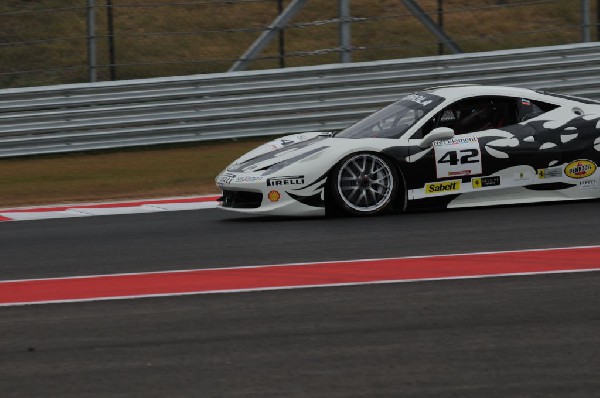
216;85;600;216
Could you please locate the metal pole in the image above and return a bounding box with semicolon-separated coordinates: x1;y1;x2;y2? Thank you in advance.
339;0;351;63
402;0;462;54
86;0;97;82
229;0;307;72
597;0;599;41
437;0;443;55
278;0;285;68
107;0;117;80
582;0;591;42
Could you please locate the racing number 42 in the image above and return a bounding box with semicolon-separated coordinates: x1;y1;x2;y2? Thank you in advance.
438;149;479;166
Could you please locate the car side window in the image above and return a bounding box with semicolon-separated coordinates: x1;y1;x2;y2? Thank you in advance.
517;98;559;121
414;96;520;138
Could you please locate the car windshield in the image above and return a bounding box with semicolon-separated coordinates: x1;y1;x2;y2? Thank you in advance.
336;92;444;139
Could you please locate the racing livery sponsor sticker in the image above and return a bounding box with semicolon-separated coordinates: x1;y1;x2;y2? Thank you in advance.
513;171;532;182
403;93;435;106
235;176;264;183
537;166;562;179
472;176;501;189
433;137;482;179
267;176;305;187
579;180;598;190
425;180;461;195
267;134;311;151
564;160;597;179
267;190;281;202
216;172;236;185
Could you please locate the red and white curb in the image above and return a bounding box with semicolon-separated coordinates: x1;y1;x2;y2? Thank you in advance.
0;195;220;222
1;245;600;306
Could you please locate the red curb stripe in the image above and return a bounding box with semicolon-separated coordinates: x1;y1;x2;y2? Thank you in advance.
1;246;600;306
0;196;220;213
0;215;13;222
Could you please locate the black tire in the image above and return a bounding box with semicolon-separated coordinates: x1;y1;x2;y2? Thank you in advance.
329;152;399;216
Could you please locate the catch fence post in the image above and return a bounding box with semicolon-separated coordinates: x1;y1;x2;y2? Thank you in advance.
582;0;591;42
339;0;351;63
437;0;444;55
86;0;97;82
278;0;285;68
107;0;116;80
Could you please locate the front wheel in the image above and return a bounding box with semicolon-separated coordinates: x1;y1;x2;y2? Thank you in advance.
330;152;399;216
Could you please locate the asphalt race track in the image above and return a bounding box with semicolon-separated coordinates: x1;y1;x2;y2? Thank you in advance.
1;200;600;397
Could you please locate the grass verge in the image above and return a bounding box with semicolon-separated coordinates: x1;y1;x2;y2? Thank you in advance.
0;138;270;208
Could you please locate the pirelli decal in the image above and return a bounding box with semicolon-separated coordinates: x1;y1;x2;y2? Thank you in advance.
425;180;461;194
267;175;305;187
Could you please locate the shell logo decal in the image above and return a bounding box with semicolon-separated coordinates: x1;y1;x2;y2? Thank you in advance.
267;190;281;202
564;160;597;179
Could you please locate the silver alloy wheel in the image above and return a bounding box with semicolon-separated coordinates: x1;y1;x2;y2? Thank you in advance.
336;153;395;213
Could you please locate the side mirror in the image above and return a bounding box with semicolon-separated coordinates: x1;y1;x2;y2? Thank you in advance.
420;127;455;148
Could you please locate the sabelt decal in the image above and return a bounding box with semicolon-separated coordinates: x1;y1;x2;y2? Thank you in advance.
472;176;501;189
267;190;281;202
216;172;235;185
564;160;597;179
267;176;305;187
537;166;562;179
425;180;461;194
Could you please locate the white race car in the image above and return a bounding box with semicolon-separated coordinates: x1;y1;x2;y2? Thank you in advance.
216;85;600;216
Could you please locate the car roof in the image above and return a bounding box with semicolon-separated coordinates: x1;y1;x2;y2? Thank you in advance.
426;85;600;107
425;85;541;102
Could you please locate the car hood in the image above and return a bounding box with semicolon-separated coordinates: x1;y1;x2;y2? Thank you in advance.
225;132;334;174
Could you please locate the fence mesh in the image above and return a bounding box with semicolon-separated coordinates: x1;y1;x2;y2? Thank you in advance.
0;0;598;88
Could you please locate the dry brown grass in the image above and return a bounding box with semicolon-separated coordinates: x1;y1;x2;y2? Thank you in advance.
0;139;269;208
0;0;595;87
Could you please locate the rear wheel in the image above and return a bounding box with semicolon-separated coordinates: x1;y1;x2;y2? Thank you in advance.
331;152;398;216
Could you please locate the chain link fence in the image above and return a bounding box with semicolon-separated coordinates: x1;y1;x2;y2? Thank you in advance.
0;0;598;88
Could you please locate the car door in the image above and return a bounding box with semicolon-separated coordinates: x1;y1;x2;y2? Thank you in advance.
400;95;527;202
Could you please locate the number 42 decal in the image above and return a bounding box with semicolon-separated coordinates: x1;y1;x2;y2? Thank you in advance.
437;149;479;165
433;139;482;178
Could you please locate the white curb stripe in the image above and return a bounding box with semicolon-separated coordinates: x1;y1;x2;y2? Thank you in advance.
0;195;220;222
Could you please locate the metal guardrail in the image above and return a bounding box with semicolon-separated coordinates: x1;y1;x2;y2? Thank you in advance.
0;42;599;158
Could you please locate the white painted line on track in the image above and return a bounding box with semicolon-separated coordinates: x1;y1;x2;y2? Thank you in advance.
3;267;600;308
0;195;220;222
2;245;600;307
